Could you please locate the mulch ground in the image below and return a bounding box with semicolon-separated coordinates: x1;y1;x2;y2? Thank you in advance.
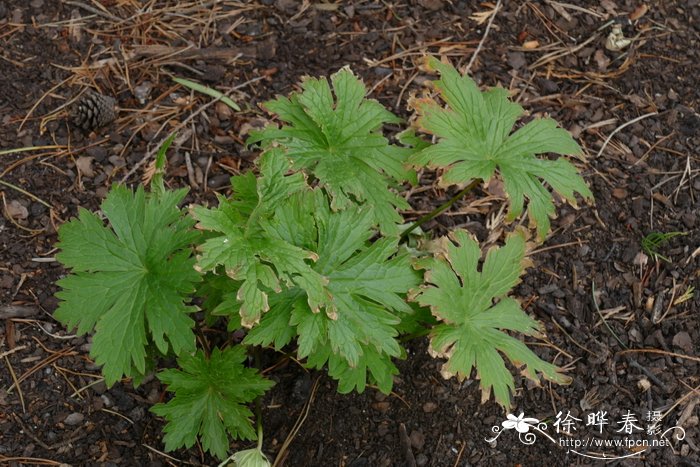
1;1;698;466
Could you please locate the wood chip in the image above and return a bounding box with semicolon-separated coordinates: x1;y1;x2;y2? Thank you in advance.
75;156;95;177
612;188;628;199
5;200;28;220
629;4;649;21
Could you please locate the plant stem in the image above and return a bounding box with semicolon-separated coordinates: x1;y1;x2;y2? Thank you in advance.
400;178;481;241
253;347;264;450
591;282;628;350
399;327;432;343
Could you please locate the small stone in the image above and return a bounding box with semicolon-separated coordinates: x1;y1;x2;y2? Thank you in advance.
207;174;230;189
92;397;104;411
681;213;696;229
0;275;14;289
372;401;390;413
422;402;438;413
146;387;161;404
373;67;392;77
133;81;153;104
30;202;45;218
275;0;297;14
128;406;145;422
108;155;125;167
416;454;429;466
64;413;84;426
12;8;23;23
418;0;444;10
75;156;95;177
507;52;527;70
410;430;425;451
538;284;559;295
95;186;109;199
612;188;628;199
215;101;234;121
537;78;559;93
85;146;108;162
6;200;29;220
22;443;35;457
672;331;693;354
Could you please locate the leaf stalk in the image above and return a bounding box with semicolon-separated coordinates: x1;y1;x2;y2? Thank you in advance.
400;178;481;241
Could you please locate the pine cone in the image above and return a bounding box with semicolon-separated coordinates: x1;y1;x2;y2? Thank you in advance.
70;91;117;131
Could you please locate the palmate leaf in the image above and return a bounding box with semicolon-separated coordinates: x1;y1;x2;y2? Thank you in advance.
244;190;421;393
249;67;417;236
410;57;593;238
192;150;329;327
55;185;200;386
151;347;273;461
410;229;571;409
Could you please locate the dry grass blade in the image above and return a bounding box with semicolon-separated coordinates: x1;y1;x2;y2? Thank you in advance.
141;443;197;465
6;346;78;393
0;456;62;466
173;77;240;111
4;355;25;412
273;376;321;467
544;1;604;18
595;112;658;159
121;75;264;183
22;1;262;167
1;192;46;235
0;344;28;359
466;0;502;73
617;348;700;364
0;145;63;157
0;179;52;209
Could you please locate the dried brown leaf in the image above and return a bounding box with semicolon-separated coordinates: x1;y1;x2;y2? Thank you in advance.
470;5;497;25
6;200;28;220
629;4;649;21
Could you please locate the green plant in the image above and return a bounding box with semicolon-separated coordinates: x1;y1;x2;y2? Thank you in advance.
641;231;687;262
247;67;419;236
410;57;592;239
410;229;571;407
52;58;592;461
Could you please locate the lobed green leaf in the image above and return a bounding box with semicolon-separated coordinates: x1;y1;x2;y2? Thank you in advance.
244;190;421;393
249;67;419;236
55;185;200;386
151;347;273;460
410;56;593;239
411;229;571;409
192;150;329;327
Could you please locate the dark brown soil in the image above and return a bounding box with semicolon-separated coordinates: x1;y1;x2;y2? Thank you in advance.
1;1;699;466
